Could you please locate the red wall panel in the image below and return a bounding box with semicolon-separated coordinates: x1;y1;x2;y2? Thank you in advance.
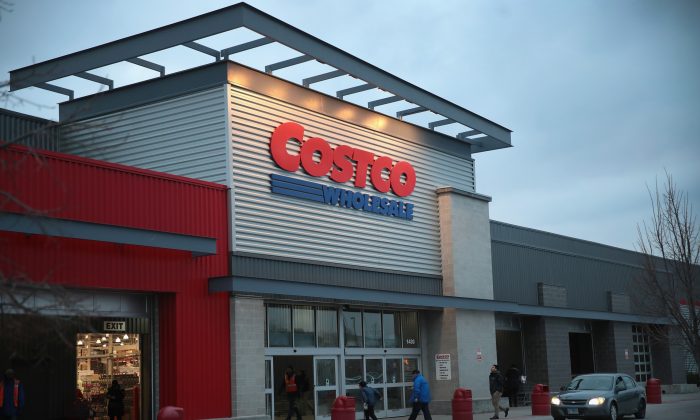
1;146;232;419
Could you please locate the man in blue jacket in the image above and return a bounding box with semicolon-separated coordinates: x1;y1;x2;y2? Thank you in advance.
408;369;432;420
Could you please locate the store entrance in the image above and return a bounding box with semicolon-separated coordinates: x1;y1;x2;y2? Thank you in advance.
75;319;150;420
273;356;315;420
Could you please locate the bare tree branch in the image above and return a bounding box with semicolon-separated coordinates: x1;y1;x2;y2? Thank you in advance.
633;171;700;372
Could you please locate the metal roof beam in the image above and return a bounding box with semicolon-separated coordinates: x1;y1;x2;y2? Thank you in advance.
9;3;512;150
35;82;74;100
221;37;274;59
368;95;402;110
457;130;479;140
10;4;246;90
302;69;347;87
126;58;165;76
265;55;314;74
183;41;221;60
239;4;512;147
75;72;114;90
396;106;427;119
336;83;375;99
428;118;456;130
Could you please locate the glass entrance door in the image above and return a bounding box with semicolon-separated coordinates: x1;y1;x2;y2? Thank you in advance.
314;356;338;420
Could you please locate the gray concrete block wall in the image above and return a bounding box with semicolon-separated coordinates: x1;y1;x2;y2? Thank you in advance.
612;322;635;376
231;296;267;419
537;283;567;308
592;321;617;372
424;309;460;403
608;293;631;313
522;317;549;387
651;327;689;385
544;318;573;390
435;188;497;413
592;321;635;375
437;188;494;300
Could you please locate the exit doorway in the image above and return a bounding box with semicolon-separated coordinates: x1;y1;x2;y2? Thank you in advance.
268;355;340;420
569;333;595;376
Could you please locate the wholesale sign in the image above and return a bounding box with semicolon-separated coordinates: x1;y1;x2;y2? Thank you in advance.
269;122;417;220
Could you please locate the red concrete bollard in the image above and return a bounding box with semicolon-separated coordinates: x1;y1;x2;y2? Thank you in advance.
331;396;356;420
452;388;473;420
646;378;662;404
531;384;550;416
157;406;184;420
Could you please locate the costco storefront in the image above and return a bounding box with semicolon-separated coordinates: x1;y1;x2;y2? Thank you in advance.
2;3;686;420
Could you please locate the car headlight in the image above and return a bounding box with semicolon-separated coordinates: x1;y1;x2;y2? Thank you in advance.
551;397;561;405
588;397;606;406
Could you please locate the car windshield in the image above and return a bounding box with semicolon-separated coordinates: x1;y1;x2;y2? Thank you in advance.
566;376;613;391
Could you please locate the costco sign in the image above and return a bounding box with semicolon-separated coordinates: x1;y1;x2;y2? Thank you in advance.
269;122;417;220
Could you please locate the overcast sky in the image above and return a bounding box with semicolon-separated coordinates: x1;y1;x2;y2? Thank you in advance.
2;0;698;252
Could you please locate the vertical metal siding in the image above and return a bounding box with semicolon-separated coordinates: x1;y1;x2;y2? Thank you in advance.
61;87;228;184
229;87;474;276
490;221;647;312
0;109;60;150
0;147;232;419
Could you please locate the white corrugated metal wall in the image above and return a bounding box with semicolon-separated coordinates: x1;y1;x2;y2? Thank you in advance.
229;86;475;276
61;87;228;184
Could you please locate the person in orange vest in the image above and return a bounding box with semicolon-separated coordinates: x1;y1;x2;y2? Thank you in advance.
0;369;25;420
278;366;302;420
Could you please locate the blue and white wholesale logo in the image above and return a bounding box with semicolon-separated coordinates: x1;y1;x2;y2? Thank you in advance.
270;174;415;220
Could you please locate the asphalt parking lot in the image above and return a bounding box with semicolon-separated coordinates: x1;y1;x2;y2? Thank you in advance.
392;392;700;420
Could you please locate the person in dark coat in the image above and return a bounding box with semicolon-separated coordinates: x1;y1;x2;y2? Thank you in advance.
489;365;509;419
504;364;521;407
106;380;125;420
359;381;381;420
279;366;302;420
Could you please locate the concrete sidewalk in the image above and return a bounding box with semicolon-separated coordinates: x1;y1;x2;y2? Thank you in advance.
391;392;700;420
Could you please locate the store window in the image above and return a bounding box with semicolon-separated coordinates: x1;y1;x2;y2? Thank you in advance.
268;304;292;347
383;312;401;348
317;307;339;347
265;304;339;348
363;311;382;347
401;312;419;348
293;306;315;347
343;310;363;347
76;333;141;419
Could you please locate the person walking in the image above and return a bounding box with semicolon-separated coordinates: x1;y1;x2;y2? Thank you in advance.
407;369;432;420
359;381;381;420
106;379;125;420
279;366;302;420
489;365;509;419
297;370;313;416
0;369;25;420
504;364;521;407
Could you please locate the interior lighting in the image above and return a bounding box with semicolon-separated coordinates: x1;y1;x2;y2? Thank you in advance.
115;337;121;343
102;344;107;348
77;340;84;345
96;339;101;344
123;334;129;340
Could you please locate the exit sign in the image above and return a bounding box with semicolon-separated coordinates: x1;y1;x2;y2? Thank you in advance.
103;321;126;332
